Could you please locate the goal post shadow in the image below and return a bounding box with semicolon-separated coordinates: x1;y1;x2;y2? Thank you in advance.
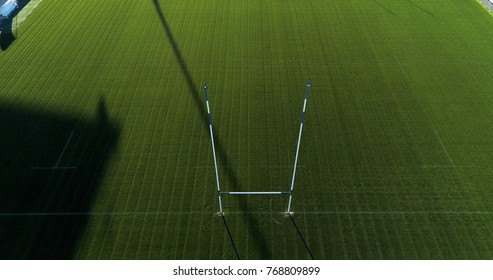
204;82;312;214
220;212;240;260
287;212;315;260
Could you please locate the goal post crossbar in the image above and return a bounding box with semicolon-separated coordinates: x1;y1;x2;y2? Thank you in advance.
220;191;291;195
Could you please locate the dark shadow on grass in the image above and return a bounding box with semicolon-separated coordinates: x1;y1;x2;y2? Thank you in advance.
0;29;15;50
221;213;240;260
0;0;32;51
0;97;120;259
151;0;272;259
288;213;315;260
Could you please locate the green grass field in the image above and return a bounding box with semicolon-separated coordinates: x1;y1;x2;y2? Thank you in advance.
1;0;493;259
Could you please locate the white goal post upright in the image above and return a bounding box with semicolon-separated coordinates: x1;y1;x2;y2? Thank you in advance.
204;82;311;214
287;81;311;213
204;84;223;214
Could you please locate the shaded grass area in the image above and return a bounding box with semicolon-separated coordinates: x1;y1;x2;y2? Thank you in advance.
0;0;492;259
0;100;120;259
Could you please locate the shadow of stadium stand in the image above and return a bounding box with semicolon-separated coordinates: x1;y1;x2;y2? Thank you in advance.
0;97;120;259
0;0;32;51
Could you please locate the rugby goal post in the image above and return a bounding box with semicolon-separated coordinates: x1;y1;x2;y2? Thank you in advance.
204;82;311;214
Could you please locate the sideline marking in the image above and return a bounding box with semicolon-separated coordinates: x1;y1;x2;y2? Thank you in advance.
422;165;480;169
477;0;493;15
13;0;43;27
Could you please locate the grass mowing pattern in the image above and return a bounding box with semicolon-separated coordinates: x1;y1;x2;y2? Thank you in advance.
0;0;493;259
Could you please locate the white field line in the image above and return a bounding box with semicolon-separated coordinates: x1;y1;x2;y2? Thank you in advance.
194;165;231;168
393;56;463;169
422;165;480;168
296;211;492;215
13;0;43;27
432;128;455;167
1;210;492;216
30;166;76;170
479;0;493;14
30;131;76;169
194;165;306;168
54;131;74;167
0;211;210;217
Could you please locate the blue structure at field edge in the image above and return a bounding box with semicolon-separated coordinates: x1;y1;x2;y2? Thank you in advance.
0;0;18;22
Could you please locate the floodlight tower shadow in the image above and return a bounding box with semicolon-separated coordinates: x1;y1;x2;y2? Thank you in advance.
151;0;272;259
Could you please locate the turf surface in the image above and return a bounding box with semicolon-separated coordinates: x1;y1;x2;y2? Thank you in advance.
1;0;493;259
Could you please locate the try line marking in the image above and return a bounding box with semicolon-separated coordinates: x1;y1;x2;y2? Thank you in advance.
1;210;492;216
194;165;306;168
422;165;480;168
297;211;493;215
13;0;44;27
